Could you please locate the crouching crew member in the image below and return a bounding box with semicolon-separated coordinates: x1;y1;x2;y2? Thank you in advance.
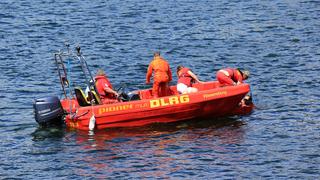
216;68;249;86
176;65;203;94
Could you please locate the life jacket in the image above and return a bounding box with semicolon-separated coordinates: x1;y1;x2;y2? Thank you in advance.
219;68;243;83
178;67;193;87
94;75;115;99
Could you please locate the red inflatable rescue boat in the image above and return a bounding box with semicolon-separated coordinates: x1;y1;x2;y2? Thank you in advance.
33;45;254;131
62;82;253;130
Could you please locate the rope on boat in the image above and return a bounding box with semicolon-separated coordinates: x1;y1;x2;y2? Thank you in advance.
71;110;89;119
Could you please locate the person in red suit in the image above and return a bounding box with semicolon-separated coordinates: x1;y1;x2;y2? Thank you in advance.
216;68;249;86
95;69;119;104
176;65;203;94
146;52;172;98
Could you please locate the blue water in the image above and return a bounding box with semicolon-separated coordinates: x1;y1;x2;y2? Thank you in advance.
1;0;319;179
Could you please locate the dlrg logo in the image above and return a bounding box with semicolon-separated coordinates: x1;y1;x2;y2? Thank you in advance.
150;95;190;108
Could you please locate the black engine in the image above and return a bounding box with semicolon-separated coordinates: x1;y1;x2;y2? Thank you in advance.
33;96;65;126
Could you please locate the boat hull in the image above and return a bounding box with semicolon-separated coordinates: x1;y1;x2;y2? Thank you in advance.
62;82;253;130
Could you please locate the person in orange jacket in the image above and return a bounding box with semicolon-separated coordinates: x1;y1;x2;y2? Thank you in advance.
95;69;119;104
216;68;249;86
146;52;172;98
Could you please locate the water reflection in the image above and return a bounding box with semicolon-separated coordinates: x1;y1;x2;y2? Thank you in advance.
31;126;66;141
71;117;246;147
60;118;247;178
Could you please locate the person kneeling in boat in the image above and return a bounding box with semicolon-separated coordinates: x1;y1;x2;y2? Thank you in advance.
216;68;249;86
176;65;203;94
95;69;119;104
146;52;173;98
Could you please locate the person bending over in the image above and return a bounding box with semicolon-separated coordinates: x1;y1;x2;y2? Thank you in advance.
176;65;203;94
216;68;249;86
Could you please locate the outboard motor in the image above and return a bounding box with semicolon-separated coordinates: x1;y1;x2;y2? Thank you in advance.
33;96;65;126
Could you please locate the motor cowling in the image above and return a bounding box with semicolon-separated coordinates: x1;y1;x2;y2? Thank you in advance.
33;96;65;126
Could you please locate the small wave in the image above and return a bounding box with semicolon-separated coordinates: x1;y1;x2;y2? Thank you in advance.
264;53;279;58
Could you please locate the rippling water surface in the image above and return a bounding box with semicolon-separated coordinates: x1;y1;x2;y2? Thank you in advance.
0;0;319;179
